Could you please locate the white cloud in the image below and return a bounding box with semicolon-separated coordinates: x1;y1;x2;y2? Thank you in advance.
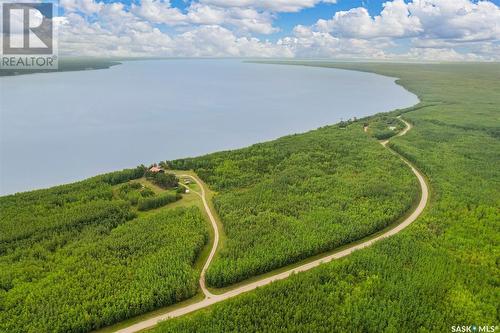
187;4;278;34
56;0;500;61
400;47;485;61
199;0;337;13
172;25;289;57
408;0;500;42
187;3;226;25
278;25;391;59
58;7;175;57
314;0;500;42
60;0;103;14
294;0;500;60
58;9;287;57
131;0;186;25
316;0;422;38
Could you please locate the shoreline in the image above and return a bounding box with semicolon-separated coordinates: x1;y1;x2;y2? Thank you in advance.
0;61;419;196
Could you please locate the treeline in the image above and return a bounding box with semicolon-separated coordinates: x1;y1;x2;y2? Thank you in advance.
145;171;179;189
0;166;207;332
98;165;147;185
138;193;181;211
96;165;179;190
153;63;500;331
0;178;129;247
171;124;418;287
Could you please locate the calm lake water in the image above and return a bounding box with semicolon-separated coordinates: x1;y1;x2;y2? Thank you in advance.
0;60;418;195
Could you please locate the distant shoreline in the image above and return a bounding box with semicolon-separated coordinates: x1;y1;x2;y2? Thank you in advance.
3;57;497;77
0;60;418;195
0;58;122;77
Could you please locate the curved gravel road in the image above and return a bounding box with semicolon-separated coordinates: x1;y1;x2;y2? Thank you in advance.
179;174;219;299
114;116;429;333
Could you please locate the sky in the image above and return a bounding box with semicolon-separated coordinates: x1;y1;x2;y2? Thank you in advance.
55;0;500;60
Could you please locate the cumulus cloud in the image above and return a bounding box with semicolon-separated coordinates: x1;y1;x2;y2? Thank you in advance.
401;47;484;61
57;8;287;57
130;0;186;25
299;0;500;60
408;0;500;42
187;4;278;34
60;0;103;15
278;25;391;59
314;0;500;42
56;0;500;61
316;0;422;38
172;25;290;57
199;0;337;13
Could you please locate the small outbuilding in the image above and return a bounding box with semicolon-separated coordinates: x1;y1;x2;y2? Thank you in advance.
149;166;164;173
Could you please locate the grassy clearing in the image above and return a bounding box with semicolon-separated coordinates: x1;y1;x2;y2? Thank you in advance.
365;115;406;140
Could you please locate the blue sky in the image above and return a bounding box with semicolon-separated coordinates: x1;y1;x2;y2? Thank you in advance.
276;1;386;32
90;0;500;37
57;0;500;60
279;0;500;34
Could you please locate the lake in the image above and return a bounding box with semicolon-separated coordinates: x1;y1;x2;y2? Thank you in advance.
0;60;418;195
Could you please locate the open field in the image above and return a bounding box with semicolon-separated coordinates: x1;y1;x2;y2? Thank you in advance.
152;62;500;332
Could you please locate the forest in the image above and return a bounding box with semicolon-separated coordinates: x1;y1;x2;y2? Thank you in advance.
0;168;208;333
2;63;498;333
169;122;418;287
145;171;179;190
137;193;182;211
152;63;500;332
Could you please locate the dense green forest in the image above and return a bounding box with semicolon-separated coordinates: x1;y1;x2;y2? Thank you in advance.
2;62;498;333
154;63;499;332
170;121;418;287
137;193;182;211
0;169;208;332
145;171;179;190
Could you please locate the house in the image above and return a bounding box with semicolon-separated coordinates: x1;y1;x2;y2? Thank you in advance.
149;166;164;173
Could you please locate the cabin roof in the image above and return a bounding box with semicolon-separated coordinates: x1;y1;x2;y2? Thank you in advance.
149;166;163;172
